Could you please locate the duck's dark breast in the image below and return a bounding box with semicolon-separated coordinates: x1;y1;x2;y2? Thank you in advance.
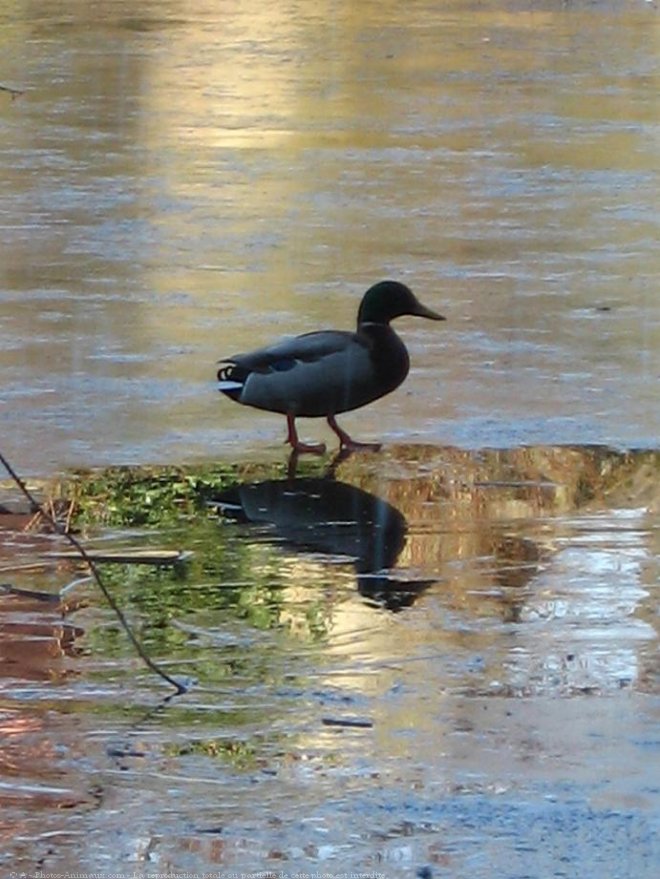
294;326;409;416
352;324;410;410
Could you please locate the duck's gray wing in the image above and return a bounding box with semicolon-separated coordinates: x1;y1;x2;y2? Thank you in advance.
222;330;358;372
218;330;377;417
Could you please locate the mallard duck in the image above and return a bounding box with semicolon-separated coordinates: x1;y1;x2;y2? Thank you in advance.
217;280;445;453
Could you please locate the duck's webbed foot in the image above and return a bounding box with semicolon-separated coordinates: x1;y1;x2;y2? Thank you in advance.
327;415;382;452
286;414;327;455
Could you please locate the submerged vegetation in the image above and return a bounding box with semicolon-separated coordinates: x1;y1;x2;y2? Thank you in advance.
2;444;658;685
35;444;659;534
61;460;318;528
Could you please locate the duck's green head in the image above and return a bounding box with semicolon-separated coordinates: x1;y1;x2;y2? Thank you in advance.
357;280;446;327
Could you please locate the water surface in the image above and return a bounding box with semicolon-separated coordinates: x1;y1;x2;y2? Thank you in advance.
0;2;659;876
1;446;659;874
1;0;658;473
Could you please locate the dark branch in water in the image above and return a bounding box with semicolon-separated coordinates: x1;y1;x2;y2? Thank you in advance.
0;450;188;696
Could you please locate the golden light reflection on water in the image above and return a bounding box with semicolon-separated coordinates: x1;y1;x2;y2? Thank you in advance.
1;0;659;872
183;445;659;708
0;443;658;871
0;0;658;471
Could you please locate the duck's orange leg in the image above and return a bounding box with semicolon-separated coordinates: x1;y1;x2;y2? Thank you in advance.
327;415;381;451
286;413;326;454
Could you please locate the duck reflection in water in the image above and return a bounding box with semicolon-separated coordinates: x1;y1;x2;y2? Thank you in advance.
213;477;435;611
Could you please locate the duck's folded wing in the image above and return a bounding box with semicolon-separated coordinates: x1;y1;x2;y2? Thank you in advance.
221;330;359;373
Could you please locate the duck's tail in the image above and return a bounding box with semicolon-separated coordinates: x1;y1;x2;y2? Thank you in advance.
217;363;244;397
